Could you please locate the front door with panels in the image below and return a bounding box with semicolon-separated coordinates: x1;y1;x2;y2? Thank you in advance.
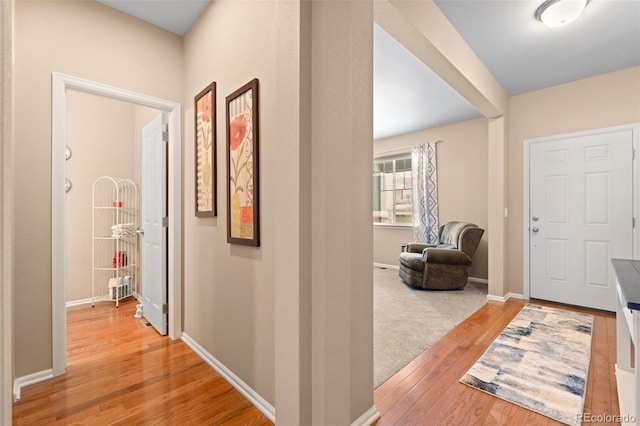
529;128;633;311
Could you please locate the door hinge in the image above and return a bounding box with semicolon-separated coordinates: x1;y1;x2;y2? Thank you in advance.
162;304;169;314
162;131;169;142
162;217;169;227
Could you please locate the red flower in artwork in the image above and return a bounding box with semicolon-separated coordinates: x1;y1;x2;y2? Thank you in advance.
240;206;253;223
200;92;212;123
229;114;247;151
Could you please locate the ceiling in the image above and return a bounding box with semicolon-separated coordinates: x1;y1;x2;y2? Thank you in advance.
373;23;483;140
97;0;640;140
435;0;640;96
97;0;209;36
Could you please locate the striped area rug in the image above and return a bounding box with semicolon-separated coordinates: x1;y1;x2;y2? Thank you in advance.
460;304;593;426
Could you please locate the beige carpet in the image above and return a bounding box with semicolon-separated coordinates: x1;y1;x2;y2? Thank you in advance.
374;266;487;388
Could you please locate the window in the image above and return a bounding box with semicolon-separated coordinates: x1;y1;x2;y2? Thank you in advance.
373;155;412;224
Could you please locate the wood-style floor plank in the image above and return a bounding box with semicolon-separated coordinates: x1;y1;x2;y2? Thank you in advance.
375;301;524;425
12;299;273;426
14;296;621;425
375;298;621;426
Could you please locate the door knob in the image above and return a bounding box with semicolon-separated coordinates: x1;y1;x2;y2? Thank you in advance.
532;227;539;233
532;216;539;222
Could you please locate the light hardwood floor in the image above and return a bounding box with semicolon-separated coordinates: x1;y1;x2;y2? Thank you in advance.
14;297;619;425
374;299;620;426
13;299;273;425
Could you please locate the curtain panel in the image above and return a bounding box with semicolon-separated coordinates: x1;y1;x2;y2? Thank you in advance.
411;142;439;243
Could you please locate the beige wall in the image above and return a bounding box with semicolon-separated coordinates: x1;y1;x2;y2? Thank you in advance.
374;117;489;279
183;1;375;420
182;0;278;405
1;0;14;421
14;0;182;377
507;66;640;294
66;92;136;302
309;2;374;423
373;225;412;266
66;98;159;303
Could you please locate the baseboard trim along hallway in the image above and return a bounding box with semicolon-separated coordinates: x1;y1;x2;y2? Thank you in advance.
352;405;381;426
13;369;53;402
181;332;276;423
486;292;525;302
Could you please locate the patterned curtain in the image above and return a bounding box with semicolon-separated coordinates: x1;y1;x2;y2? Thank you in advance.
411;142;439;243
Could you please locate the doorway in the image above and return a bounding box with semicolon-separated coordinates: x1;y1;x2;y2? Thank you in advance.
52;73;182;376
523;123;639;311
66;94;168;335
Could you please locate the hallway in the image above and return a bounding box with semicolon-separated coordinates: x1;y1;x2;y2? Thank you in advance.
13;300;272;425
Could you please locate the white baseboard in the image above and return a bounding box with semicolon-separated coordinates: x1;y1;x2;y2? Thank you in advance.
487;292;526;303
507;292;525;300
352;405;381;426
181;333;275;423
468;277;488;285
66;295;142;308
66;298;93;308
13;368;54;401
373;263;399;270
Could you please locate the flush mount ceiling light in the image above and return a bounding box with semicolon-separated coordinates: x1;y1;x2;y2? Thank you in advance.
535;0;589;28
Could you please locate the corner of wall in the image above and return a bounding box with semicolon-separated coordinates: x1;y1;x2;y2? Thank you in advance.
1;0;14;421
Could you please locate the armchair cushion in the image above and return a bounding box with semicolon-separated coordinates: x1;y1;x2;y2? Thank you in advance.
406;242;436;253
440;221;471;247
423;248;471;266
399;252;425;271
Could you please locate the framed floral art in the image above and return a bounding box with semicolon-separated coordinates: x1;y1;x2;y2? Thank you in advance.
226;78;260;246
195;82;216;217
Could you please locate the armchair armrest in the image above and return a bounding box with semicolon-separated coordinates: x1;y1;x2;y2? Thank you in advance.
407;242;437;253
423;248;472;266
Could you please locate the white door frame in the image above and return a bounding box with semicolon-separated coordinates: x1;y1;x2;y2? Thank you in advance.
52;73;182;376
522;123;640;300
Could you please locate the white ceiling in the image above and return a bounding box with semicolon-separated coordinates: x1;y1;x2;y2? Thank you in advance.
373;24;482;140
97;0;210;36
97;0;640;140
434;0;640;96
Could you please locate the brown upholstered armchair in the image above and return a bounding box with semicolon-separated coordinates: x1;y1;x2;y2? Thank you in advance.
399;221;484;290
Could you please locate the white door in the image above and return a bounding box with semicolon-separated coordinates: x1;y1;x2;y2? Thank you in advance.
529;129;633;311
140;114;168;335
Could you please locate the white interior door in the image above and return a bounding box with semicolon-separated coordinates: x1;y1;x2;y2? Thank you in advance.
140;114;168;335
529;129;633;311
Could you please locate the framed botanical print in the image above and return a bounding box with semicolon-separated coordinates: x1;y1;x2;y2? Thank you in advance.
226;78;260;246
195;82;216;217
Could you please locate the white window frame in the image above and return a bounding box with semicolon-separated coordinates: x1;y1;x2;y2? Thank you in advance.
373;154;413;227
